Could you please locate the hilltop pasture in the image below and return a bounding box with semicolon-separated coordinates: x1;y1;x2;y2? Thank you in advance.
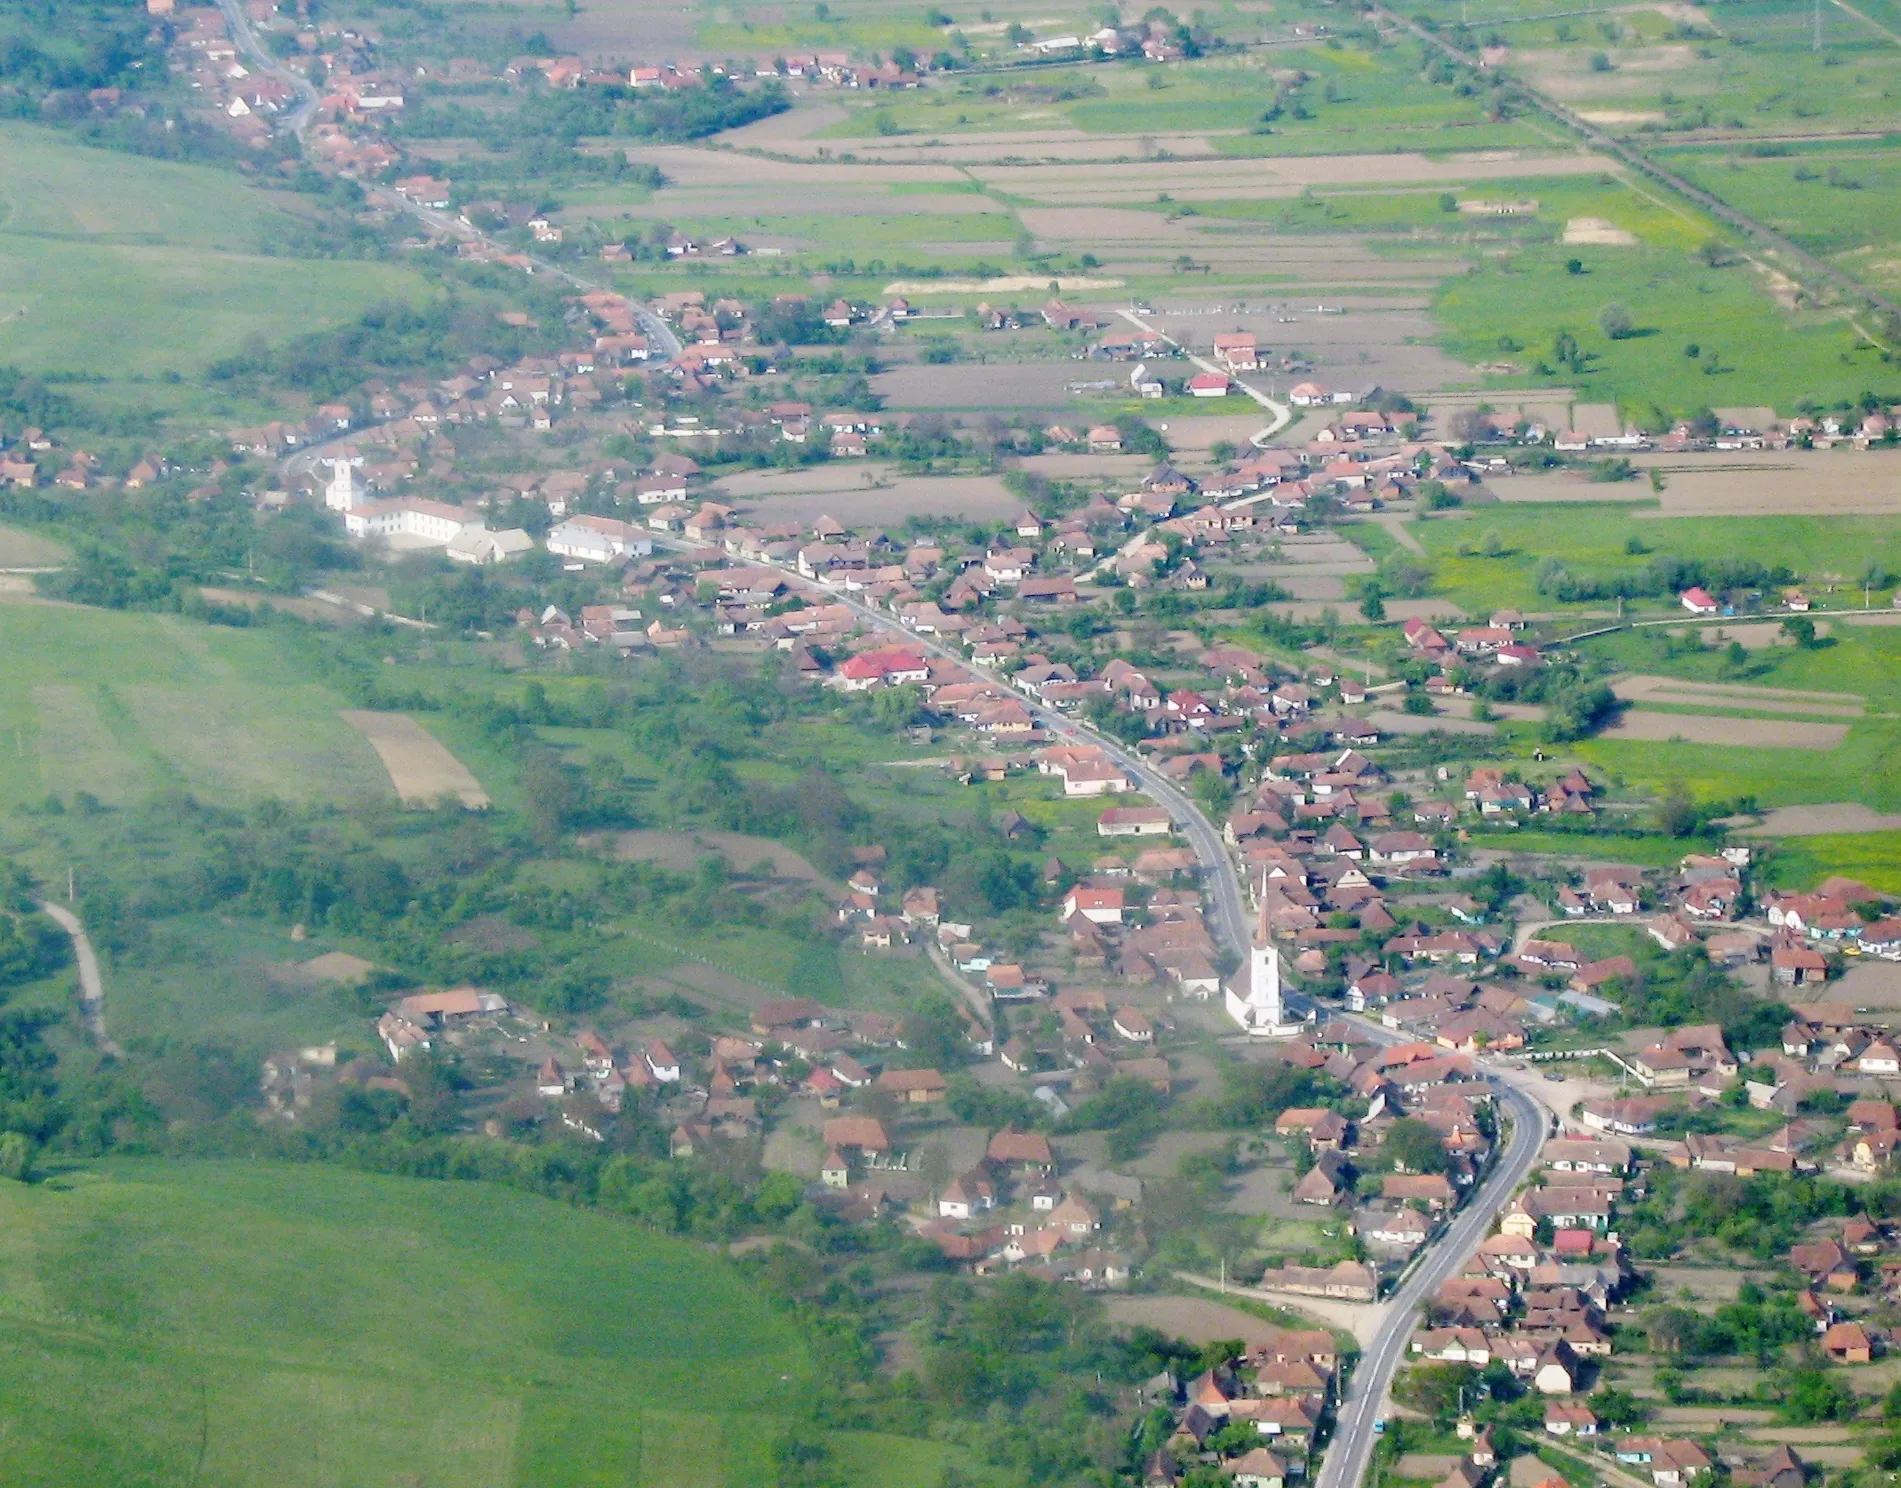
0;1160;953;1488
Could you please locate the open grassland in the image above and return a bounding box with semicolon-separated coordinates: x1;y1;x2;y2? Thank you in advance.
0;1160;951;1488
0;603;397;811
1435;244;1884;415
1415;507;1901;616
1667;144;1901;290
0;124;428;381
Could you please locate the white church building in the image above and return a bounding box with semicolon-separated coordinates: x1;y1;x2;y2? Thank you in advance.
324;456;527;559
1225;905;1304;1036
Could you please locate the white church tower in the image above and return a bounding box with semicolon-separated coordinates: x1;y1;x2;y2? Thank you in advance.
1225;900;1289;1036
325;455;365;512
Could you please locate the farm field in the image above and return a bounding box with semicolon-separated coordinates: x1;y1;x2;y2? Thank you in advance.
710;463;1019;523
342;710;491;808
0;124;429;383
0;1159;955;1488
0;601;399;813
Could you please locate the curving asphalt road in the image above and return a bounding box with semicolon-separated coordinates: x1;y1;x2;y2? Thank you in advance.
668;540;1253;956
213;0;320;139
1314;1076;1547;1488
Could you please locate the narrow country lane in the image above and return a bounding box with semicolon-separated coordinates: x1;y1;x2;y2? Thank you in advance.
38;900;120;1059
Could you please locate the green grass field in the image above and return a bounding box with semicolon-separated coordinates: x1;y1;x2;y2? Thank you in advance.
0;1159;952;1487
0;124;429;380
1435;243;1883;416
1669;146;1901;291
1415;507;1901;617
0;603;402;811
812;48;1546;151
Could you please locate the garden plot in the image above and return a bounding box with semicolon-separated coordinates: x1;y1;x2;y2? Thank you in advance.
1736;803;1901;834
1105;1296;1295;1349
601;829;829;885
1638;451;1901;517
1612;675;1865;717
714;465;1018;524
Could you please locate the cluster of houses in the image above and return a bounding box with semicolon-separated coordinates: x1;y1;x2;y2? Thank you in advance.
1143;1329;1346;1486
1409;1135;1633;1400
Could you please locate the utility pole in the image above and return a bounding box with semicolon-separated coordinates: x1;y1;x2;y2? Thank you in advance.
67;865;74;903
1815;0;1822;53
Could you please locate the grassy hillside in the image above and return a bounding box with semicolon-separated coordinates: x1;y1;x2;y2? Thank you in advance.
0;1160;945;1487
0;601;398;811
0;123;428;383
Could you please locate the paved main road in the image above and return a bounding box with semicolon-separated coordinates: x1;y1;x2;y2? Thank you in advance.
1314;1077;1547;1488
213;0;319;138
660;540;1252;957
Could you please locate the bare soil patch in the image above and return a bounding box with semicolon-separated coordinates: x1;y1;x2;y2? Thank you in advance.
340;710;490;807
1563;215;1638;245
1631;450;1901;516
1596;711;1850;749
1833;959;1901;1008
446;915;540;953
1695;621;1810;652
715;465;1018;524
199;586;350;625
285;951;376;983
883;273;1125;294
972;150;1612;204
1736;802;1901;835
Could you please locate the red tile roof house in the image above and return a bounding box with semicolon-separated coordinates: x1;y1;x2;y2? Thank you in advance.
1064;884;1126;924
1680;586;1720;615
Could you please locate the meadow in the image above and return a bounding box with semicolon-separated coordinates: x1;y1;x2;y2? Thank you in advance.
1666;145;1901;290
0;599;400;812
0;124;430;383
0;1159;950;1487
1412;508;1901;617
1434;242;1886;417
812;47;1548;152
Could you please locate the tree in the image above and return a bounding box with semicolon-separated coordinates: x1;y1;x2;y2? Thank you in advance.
1384;1117;1449;1174
1359;581;1387;622
918;1140;951;1202
1782;1368;1858;1424
0;1131;34;1183
1644;1305;1702;1354
1782;616;1818;649
1599;303;1635;340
